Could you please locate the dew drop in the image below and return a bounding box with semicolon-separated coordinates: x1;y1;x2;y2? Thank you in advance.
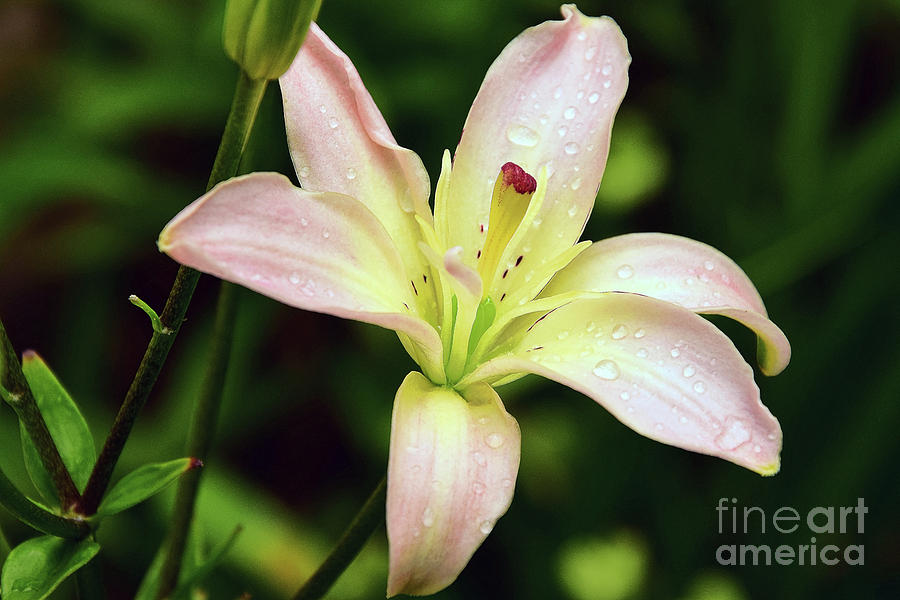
557;330;570;340
564;141;580;155
501;478;513;488
298;165;311;178
289;272;301;285
478;416;489;425
300;217;309;227
682;364;696;378
486;433;505;448
557;125;568;137
634;328;646;339
704;260;715;271
328;116;339;129
479;520;494;535
679;415;688;424
588;92;600;104
422;507;435;527
539;113;549;125
564;106;577;120
670;348;680;358
619;391;630;401
636;348;648;358
603;80;612;89
472;481;485;495
576;90;585;100
322;230;330;239
611;324;628;339
346;167;357;180
592;359;620;380
616;264;634;279
754;444;762;453
570;176;582;190
473;452;487;466
506;124;540;147
554;86;563;99
567;204;578;217
716;419;751;450
318;104;327;113
601;64;613;76
584;46;597;61
655;423;664;431
693;381;706;394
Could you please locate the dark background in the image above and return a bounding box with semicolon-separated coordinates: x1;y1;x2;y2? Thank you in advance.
1;0;898;598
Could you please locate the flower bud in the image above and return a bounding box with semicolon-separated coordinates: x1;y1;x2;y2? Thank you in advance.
223;0;322;80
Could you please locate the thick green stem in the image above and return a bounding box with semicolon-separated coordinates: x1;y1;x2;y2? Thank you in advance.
77;71;267;516
0;319;80;509
155;282;240;598
291;477;387;600
75;555;105;599
0;467;89;539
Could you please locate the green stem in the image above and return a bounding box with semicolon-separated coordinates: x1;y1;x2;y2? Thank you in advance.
0;466;89;539
291;477;387;600
155;282;240;598
75;554;105;599
0;319;80;509
77;71;267;516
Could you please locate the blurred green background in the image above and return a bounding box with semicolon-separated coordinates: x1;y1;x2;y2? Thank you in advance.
1;0;899;598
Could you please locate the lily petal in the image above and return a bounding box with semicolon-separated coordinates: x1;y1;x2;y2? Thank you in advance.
280;24;437;322
158;173;443;378
443;5;629;269
387;372;520;596
461;293;781;475
542;233;791;375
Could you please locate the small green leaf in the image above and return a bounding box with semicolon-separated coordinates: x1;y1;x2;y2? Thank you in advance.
97;458;199;517
20;352;96;505
0;535;100;600
173;525;242;599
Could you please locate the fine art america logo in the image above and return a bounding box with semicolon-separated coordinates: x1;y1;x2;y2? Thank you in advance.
715;498;867;566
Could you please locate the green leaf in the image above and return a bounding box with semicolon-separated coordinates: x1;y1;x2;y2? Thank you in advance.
19;352;96;506
0;535;100;600
97;458;198;517
173;525;242;599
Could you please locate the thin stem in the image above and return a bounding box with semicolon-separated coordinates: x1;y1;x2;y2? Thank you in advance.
155;281;240;598
75;555;105;599
0;466;89;539
292;477;387;600
77;71;267;516
0;319;80;509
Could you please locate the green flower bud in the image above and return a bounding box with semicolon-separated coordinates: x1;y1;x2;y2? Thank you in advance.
224;0;323;81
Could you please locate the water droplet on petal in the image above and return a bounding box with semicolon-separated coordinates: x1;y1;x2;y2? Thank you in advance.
479;519;494;535
593;359;620;380
603;79;612;89
588;92;600;104
577;31;587;41
478;416;489;425
557;330;570;340
486;433;505;448
346;167;357;180
318;104;327;113
619;391;630;400
682;364;696;378
601;64;613;76
570;176;582;190
289;272;300;285
693;381;706;394
611;324;628;339
634;328;646;339
616;264;634;279
557;125;568;137
636;348;648;358
564;142;580;155
564;106;577;120
300;217;309;226
567;204;578;217
298;166;311;178
473;452;487;466
704;260;715;271
539;113;549;125
554;86;563;99
322;230;330;239
328;117;339;129
506;124;540;147
586;321;597;332
501;478;513;488
584;46;597;60
716;419;751;450
472;481;485;495
679;415;688;424
670;348;680;358
422;507;435;527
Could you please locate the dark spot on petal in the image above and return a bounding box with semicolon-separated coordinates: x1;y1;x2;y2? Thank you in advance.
515;255;523;266
502;269;508;279
423;274;428;283
411;281;418;295
500;293;506;301
480;224;485;233
476;250;482;259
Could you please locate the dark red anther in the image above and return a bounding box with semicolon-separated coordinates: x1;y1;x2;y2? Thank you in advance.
500;162;537;194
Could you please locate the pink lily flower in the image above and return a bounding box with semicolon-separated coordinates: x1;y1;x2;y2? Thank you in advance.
158;5;790;596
